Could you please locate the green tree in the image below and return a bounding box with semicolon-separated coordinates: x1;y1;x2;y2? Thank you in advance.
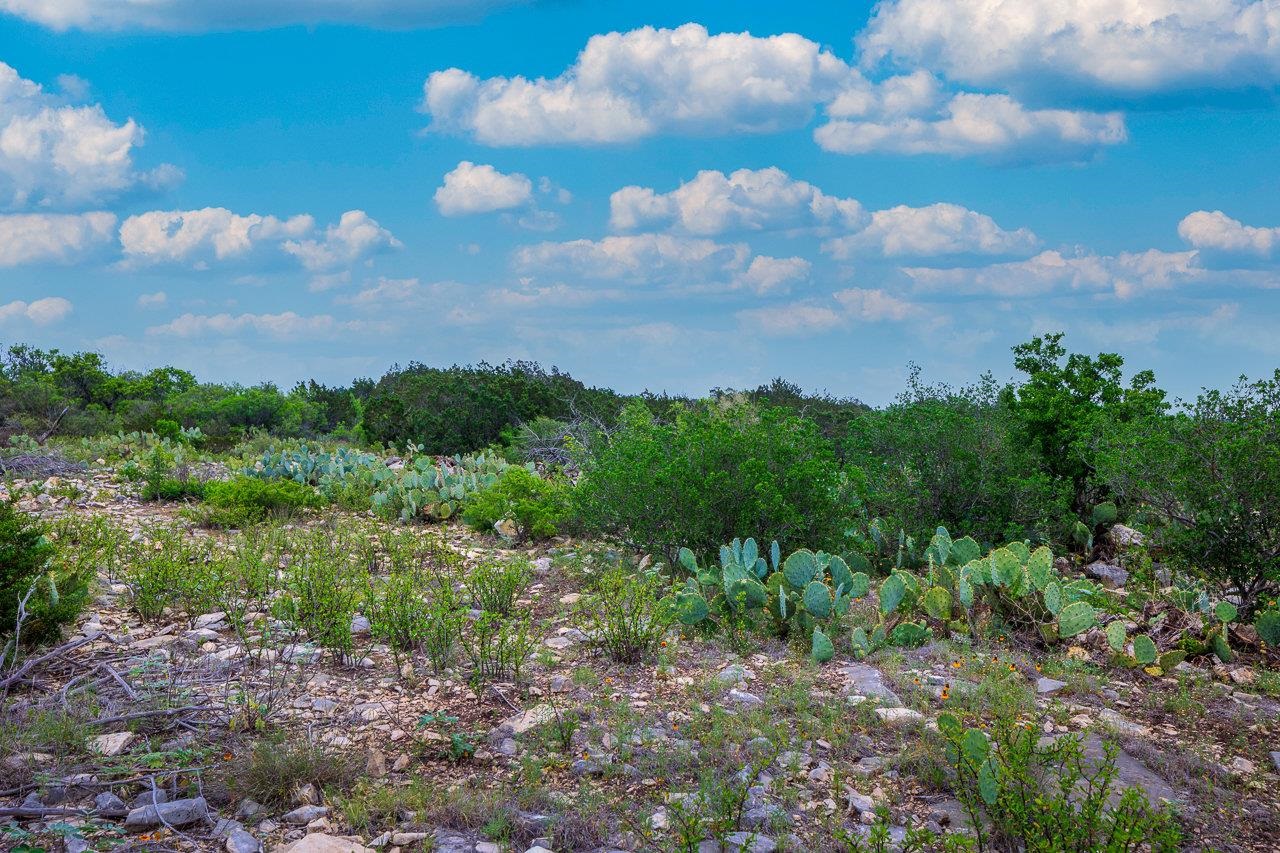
847;368;1068;547
1007;333;1166;514
1096;372;1280;615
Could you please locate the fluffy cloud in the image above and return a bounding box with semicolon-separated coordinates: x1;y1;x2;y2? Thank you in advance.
609;167;866;235
902;248;1202;298
120;207;398;273
146;311;385;339
737;287;921;336
435;161;533;215
0;211;115;266
1178;209;1280;256
281;210;401;271
514;233;815;295
815;90;1126;160
515;233;748;282
423;24;1126;160
823;203;1040;258
859;0;1280;96
1;61;175;208
0;296;73;325
137;291;167;308
423;24;860;145
0;0;526;30
738;256;811;294
120;207;313;266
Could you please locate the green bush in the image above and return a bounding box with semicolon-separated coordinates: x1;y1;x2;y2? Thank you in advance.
574;400;850;563
194;476;321;528
0;501;91;651
462;466;571;541
1097;371;1280;616
936;713;1181;851
847;371;1068;548
578;565;676;663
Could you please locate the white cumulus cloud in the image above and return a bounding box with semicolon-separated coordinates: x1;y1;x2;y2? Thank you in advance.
281;210;401;271
824;203;1040;258
859;0;1280;97
0;296;73;325
423;24;859;145
435;161;533;215
1;61;175;208
815;91;1126;160
1178;209;1280;256
120;207;314;266
736;287;923;336
422;23;1127;161
0;211;115;266
119;207;399;274
902;248;1202;298
610;167;866;235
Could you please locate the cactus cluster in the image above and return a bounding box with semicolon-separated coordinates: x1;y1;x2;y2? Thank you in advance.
869;528;1100;656
250;445;384;486
1105;582;1243;672
673;538;871;662
371;452;529;523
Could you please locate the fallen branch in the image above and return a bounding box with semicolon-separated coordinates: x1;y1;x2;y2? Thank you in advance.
0;633;96;691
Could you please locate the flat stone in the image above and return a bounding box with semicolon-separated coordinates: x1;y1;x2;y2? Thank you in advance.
1084;561;1129;588
726;689;763;707
495;704;555;737
94;792;128;817
839;664;902;706
1036;677;1068;695
194;612;228;629
271;835;374;853
716;664;748;686
873;707;924;727
90;731;136;756
226;829;261;853
282;806;329;824
1108;524;1145;549
1230;757;1256;775
390;833;430;845
1271;751;1280;772
130;789;167;808
124;797;210;829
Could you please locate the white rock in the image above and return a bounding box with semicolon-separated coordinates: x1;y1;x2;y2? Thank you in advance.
873;707;924;727
90;732;135;756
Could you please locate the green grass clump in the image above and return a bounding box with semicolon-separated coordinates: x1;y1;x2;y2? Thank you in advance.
192;475;321;528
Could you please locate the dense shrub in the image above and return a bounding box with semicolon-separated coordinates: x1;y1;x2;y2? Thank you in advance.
1096;371;1280;615
195;476;321;528
574;399;850;562
847;371;1068;547
362;360;624;453
0;501;90;650
462;466;571;541
1006;333;1166;514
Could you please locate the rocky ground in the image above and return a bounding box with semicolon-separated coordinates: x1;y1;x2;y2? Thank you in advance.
2;467;1279;853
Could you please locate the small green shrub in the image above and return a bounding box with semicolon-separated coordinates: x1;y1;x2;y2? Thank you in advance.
224;739;359;807
462;466;571;541
578;565;676;663
465;559;531;616
574;399;850;563
0;501;91;651
194;476;320;528
936;712;1181;852
460;611;537;683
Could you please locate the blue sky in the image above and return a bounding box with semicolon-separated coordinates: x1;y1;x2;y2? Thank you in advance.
0;0;1277;403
